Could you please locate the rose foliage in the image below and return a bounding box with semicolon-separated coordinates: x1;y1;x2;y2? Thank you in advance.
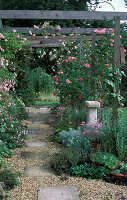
52;28;125;108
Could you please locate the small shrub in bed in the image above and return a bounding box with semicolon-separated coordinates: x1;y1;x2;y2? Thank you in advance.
72;135;91;162
0;169;21;189
50;147;82;175
90;152;119;169
59;127;82;147
71;163;110;180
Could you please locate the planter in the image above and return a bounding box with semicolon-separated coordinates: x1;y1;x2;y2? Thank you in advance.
110;171;127;181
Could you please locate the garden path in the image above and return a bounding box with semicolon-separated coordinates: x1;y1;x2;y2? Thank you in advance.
6;106;127;200
23;106;80;200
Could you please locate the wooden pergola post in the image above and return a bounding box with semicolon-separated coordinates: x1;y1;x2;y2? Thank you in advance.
112;16;120;128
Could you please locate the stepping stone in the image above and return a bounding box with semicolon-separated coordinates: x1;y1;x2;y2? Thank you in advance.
21;151;49;160
28;132;40;138
39;107;49;110
32;121;46;124
24;165;54;177
38;186;80;200
28;126;40;131
25;142;48;148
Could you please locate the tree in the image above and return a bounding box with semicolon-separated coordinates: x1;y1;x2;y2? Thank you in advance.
0;0;113;27
124;0;127;7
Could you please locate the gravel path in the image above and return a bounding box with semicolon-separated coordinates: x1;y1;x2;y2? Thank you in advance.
4;106;127;200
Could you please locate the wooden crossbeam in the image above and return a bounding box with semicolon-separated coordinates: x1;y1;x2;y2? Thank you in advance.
1;27;112;34
0;10;127;20
25;35;103;47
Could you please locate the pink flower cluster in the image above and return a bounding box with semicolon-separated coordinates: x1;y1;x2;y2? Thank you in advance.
84;63;90;68
53;76;58;81
0;57;8;67
80;121;104;136
66;79;71;84
94;28;106;34
58;71;63;74
65;56;77;63
42;22;49;28
56;25;61;31
53;91;56;96
0;46;4;52
109;28;114;33
34;25;39;29
0;33;4;39
56;104;64;117
0;78;16;92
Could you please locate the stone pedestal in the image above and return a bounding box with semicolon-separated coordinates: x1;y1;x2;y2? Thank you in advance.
85;101;100;124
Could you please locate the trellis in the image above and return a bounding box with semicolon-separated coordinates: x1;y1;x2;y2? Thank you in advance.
0;10;127;126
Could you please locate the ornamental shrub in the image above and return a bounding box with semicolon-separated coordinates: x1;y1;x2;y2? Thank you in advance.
0;169;21;189
90;152;119;169
59;127;82;147
52;29;124;108
50;147;82;175
71;163;110;180
72;135;91;162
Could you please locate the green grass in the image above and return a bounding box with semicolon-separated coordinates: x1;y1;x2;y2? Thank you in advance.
34;101;59;106
34;92;60;106
36;92;59;102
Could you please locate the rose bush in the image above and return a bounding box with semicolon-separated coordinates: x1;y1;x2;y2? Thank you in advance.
0;31;28;149
52;28;125;108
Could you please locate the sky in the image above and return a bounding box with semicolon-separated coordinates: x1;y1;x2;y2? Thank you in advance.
95;0;127;12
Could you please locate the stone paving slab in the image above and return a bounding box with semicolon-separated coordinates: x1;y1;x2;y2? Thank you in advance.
21;151;49;160
32;121;47;124
24;165;54;177
25;142;48;148
28;126;40;131
39;107;49;111
37;186;80;200
28;132;40;138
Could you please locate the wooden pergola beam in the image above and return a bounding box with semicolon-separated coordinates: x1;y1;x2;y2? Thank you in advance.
0;27;112;34
0;10;127;20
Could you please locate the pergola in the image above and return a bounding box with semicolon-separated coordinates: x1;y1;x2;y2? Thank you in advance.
0;10;127;126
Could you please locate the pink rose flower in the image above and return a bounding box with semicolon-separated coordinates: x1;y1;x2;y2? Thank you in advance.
34;25;39;29
84;63;90;68
53;91;56;96
110;43;114;46
66;79;71;84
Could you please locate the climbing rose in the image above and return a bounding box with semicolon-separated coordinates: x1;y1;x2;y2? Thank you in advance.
110;43;114;46
109;28;114;33
85;63;90;68
68;56;77;61
79;78;82;82
54;77;58;81
66;79;71;84
16;35;20;39
56;25;61;31
34;25;39;29
94;28;106;34
79;94;82;100
53;91;56;96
